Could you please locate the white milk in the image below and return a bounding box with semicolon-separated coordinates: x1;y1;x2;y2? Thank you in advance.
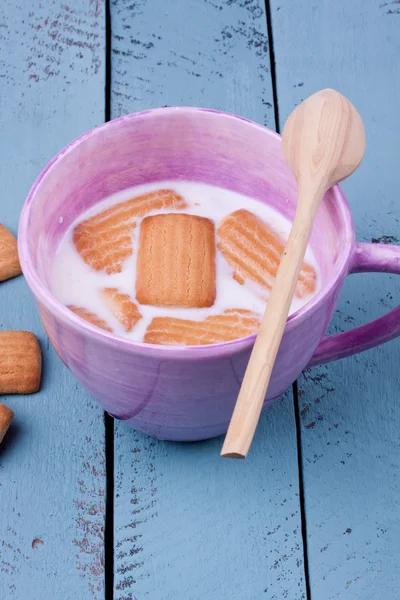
51;181;320;342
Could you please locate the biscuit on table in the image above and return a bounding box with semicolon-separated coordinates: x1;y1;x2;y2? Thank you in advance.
136;213;216;308
0;331;42;395
0;223;22;282
0;403;14;444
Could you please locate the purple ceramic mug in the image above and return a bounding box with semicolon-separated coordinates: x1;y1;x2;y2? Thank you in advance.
18;108;400;441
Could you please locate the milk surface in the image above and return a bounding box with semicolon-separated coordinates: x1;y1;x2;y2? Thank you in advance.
51;181;320;342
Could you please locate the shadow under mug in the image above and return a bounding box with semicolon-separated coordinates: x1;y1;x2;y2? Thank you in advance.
18;108;400;441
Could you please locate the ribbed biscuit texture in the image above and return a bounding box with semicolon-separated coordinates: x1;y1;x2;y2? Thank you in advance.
144;309;261;345
0;331;42;394
73;190;187;274
68;306;112;332
218;209;316;298
101;288;142;332
136;213;216;308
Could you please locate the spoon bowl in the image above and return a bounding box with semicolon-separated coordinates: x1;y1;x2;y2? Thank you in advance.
282;89;366;195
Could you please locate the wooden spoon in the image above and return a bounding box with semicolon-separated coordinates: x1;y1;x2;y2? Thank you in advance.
221;89;366;459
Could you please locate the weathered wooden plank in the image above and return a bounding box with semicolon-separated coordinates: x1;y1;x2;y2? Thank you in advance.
111;1;307;598
0;2;106;598
270;1;400;598
111;0;274;126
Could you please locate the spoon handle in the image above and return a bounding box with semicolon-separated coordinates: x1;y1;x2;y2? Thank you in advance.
221;197;318;459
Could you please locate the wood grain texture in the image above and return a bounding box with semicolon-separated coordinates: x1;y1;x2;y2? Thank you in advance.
111;0;275;126
114;399;306;600
271;1;400;598
0;2;105;598
111;1;306;598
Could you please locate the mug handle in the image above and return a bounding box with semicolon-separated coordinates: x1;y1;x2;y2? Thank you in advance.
308;242;400;367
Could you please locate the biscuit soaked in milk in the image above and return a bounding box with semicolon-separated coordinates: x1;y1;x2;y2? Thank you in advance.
68;305;112;332
73;189;187;274
101;288;142;332
144;309;261;345
218;209;316;298
136;213;216;308
51;181;320;345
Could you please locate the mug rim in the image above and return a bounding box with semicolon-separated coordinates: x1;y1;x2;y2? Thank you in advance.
19;106;356;360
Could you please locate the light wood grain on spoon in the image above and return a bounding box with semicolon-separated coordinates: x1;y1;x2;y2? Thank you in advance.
221;89;365;459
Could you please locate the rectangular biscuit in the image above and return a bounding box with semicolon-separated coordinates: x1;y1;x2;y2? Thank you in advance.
136;213;216;308
217;209;316;298
0;332;42;394
144;309;261;346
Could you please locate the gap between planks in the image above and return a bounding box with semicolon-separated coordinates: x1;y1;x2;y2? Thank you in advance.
104;1;114;599
264;1;311;597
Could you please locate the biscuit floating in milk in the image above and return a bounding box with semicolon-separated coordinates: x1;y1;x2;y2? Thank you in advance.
73;190;187;274
0;224;22;282
68;306;112;332
0;403;14;444
0;332;42;394
101;288;142;332
144;309;261;346
217;209;316;298
136;213;216;308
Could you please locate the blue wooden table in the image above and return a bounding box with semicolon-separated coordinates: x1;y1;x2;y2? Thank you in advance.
1;1;399;599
